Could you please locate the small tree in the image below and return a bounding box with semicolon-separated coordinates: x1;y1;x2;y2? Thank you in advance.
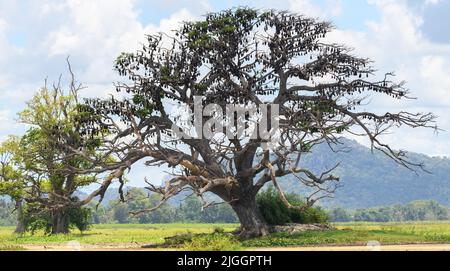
80;8;435;237
112;203;129;224
328;207;352;222
0;137;27;233
257;187;328;225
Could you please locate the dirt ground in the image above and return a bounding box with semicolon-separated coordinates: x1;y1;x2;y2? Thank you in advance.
18;243;450;251
251;243;450;251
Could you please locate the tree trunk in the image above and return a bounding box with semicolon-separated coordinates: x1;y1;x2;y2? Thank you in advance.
14;200;25;234
231;197;270;238
51;209;69;234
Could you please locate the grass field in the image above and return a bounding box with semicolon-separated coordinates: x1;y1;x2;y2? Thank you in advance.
2;221;450;250
0;223;237;250
243;221;450;248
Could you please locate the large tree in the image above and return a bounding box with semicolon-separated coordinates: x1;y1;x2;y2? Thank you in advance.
0;66;117;234
82;8;435;237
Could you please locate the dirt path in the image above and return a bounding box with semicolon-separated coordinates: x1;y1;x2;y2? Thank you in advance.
20;243;170;251
19;243;450;251
251;243;450;251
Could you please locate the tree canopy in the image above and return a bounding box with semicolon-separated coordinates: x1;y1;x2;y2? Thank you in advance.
0;65;114;234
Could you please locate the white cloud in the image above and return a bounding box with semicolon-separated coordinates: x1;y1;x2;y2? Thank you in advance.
419;55;450;104
0;0;448;159
0;19;11;63
0;109;21;142
45;26;81;56
39;1;196;101
0;0;200;145
323;0;450;156
425;0;441;4
366;0;450;106
289;0;342;18
0;1;203;186
0;109;11;129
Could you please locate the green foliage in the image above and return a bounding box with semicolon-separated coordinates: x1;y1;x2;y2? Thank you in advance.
173;195;238;223
163;233;194;247
241;221;450;247
68;205;92;233
0;224;239;248
328;207;352;222
15;189;238;226
162;230;241;251
281;138;450;209
101;189;238;224
112;203;129;224
257;186;328;225
0;199;16;226
0;76;112;234
5;222;450;249
22;205;52;234
87;202;110;224
22;203;92;234
241;230;357;247
182;233;241;251
328;200;450;222
132;94;154;118
0;137;26;201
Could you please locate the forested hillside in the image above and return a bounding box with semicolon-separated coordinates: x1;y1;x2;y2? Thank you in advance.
92;137;450;216
285;138;450;208
83;138;450;209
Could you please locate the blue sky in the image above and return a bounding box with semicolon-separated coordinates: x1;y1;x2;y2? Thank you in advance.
0;0;449;187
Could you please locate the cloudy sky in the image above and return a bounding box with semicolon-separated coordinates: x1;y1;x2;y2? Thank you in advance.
0;0;449;186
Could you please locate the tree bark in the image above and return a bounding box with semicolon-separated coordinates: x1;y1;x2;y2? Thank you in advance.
14;200;25;234
231;197;270;238
51;209;69;234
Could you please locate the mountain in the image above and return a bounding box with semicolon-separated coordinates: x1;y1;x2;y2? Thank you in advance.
282;138;450;209
76;186;200;207
75;187;141;206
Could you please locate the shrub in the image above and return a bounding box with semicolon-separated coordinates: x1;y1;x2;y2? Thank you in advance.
22;202;92;234
163;230;241;251
182;233;241;251
256;186;328;225
68;206;92;233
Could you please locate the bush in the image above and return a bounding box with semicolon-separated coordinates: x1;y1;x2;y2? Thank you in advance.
182;233;241;251
68;206;92;233
22;202;92;234
22;205;52;234
0;242;25;251
162;229;241;251
256;186;328;225
328;207;352;222
0;200;16;226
